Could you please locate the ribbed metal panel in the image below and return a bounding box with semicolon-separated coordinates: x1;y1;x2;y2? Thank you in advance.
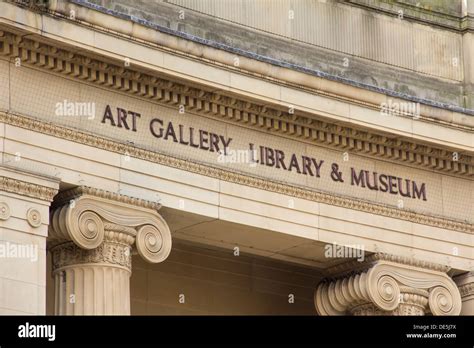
168;0;463;81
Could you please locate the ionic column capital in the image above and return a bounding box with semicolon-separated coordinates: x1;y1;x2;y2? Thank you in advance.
48;187;172;315
48;186;172;264
455;272;474;297
315;257;462;316
50;223;136;272
454;272;474;315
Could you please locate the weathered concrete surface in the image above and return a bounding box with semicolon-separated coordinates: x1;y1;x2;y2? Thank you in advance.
79;0;474;111
351;0;466;22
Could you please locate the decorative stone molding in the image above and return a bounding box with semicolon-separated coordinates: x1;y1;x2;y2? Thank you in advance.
3;112;472;234
454;272;474;315
9;0;48;11
458;282;474;298
314;258;462;316
455;272;474;292
0;29;472;178
50;229;134;272
53;186;161;211
0;202;10;220
351;286;429;316
326;253;452;277
392;287;429;316
26;208;42;227
14;0;474;117
48;186;172;315
0;175;57;201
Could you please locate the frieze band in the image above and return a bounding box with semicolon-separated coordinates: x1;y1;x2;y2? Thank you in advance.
2;111;472;233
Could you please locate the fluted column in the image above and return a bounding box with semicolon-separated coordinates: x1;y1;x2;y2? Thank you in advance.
314;254;462;316
48;186;172;315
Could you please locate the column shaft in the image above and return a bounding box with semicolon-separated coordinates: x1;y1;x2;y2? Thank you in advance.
51;236;133;315
54;265;130;315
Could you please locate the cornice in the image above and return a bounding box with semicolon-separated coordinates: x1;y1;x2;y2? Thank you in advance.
52;186;162;211
1;111;472;234
0;175;57;201
325;252;452;278
0;29;472;179
53;0;474;116
4;0;474;117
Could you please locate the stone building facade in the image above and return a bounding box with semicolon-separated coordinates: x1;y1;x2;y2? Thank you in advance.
0;0;473;315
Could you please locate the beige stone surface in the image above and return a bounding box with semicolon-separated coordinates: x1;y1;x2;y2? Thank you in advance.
48;186;172;314
463;32;474;85
128;240;321;315
315;256;462;316
454;272;474;315
3;64;472;222
0;60;9;112
0;0;472;318
1;120;472;270
318;203;474;270
0;167;59;315
46;236;323;315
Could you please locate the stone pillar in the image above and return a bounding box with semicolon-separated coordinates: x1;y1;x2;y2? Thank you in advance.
48;186;172;315
454;272;474;315
0;166;59;314
462;2;474;109
314;254;462;316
